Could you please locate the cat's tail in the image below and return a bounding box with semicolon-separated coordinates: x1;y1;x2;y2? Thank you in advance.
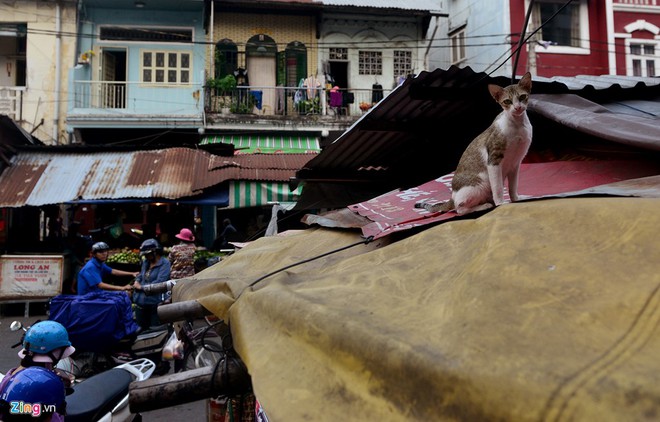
414;199;454;213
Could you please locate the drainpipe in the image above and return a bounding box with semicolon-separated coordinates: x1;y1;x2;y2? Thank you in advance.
53;1;62;144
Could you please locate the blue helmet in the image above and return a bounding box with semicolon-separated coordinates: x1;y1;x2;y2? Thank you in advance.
19;321;75;363
0;367;66;415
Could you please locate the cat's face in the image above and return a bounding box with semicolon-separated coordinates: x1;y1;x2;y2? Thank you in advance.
499;85;529;117
488;72;532;117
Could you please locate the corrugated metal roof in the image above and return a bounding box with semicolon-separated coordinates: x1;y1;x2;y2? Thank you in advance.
0;148;316;207
295;66;660;208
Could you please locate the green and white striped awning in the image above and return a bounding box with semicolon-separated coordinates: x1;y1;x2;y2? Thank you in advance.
201;135;320;153
228;181;302;209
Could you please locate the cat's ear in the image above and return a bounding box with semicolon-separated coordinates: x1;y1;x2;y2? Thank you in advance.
518;72;532;92
488;84;504;102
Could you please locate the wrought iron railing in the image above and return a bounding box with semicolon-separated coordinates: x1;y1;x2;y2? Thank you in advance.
70;80;390;117
205;85;390;117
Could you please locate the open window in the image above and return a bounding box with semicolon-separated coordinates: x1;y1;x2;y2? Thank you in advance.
530;0;590;55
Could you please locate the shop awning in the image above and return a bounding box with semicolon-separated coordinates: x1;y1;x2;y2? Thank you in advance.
228;181;301;209
201;135;320;154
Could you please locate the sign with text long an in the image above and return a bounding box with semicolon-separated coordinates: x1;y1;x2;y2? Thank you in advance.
0;255;63;300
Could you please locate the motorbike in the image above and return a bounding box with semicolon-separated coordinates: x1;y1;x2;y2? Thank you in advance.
138;280;226;372
12;312;170;379
46;289;174;377
66;358;155;422
0;358;155;422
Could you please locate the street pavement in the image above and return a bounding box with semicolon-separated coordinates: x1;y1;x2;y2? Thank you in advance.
0;304;208;421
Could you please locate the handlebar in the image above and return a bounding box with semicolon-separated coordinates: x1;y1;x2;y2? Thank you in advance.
138;279;176;295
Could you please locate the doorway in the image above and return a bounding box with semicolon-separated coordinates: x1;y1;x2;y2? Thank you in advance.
329;61;348;88
100;49;127;108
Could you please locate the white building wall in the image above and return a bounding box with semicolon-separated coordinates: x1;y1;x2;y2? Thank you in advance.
427;0;512;77
320;13;427;92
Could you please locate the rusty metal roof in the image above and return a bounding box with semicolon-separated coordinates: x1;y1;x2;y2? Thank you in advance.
0;148;316;207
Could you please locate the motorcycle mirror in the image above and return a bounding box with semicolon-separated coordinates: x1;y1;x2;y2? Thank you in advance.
10;321;24;332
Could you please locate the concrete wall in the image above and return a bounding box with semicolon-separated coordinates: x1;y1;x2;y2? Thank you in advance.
0;1;78;144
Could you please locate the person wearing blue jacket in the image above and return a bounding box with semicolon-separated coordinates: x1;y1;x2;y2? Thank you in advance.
77;242;138;295
132;239;171;329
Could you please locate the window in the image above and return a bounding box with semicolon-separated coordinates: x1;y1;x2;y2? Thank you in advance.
629;43;657;77
359;51;382;75
329;48;348;61
531;0;590;53
141;51;191;84
393;50;413;77
450;28;466;64
215;39;238;78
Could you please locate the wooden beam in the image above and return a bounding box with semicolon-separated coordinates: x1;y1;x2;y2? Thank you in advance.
129;357;251;413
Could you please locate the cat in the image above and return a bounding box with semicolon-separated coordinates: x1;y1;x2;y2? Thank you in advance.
415;72;533;216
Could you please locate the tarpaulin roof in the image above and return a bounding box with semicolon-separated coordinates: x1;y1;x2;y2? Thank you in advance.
176;197;660;421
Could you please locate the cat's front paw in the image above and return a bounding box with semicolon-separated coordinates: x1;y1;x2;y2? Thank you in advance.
512;194;532;202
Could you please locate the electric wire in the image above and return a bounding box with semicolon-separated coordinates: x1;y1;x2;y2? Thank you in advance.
239;235;374;295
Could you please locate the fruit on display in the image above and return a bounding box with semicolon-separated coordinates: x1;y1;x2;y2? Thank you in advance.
107;248;141;264
194;249;224;261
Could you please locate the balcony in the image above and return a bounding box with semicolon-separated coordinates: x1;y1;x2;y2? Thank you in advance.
68;79;390;132
0;87;25;121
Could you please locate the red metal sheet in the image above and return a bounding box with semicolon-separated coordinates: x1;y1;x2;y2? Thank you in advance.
349;160;660;239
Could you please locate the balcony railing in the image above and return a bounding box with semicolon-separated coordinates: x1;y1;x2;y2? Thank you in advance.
205;86;390;117
71;80;203;114
614;0;658;5
0;87;25;121
70;80;391;119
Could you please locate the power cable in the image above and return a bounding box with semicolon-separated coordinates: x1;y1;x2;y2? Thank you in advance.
240;235;374;295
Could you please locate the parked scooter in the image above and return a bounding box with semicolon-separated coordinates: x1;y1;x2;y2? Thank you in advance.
47;290;173;377
65;358;155;422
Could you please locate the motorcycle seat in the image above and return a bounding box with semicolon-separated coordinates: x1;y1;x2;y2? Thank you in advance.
64;367;133;422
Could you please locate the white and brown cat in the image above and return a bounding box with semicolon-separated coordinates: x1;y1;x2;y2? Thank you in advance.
415;72;533;215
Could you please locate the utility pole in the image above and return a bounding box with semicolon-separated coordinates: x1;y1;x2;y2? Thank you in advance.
527;8;538;77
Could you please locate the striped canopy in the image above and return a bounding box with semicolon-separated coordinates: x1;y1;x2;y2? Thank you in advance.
201;135;320;154
228;181;302;208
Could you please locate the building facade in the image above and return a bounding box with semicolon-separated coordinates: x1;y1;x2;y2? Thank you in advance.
0;0;78;145
428;0;660;78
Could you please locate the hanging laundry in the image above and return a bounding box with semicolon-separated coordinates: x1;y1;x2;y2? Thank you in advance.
305;75;321;99
294;77;306;109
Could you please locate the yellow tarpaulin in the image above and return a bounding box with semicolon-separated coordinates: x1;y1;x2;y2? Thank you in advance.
176;197;660;421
